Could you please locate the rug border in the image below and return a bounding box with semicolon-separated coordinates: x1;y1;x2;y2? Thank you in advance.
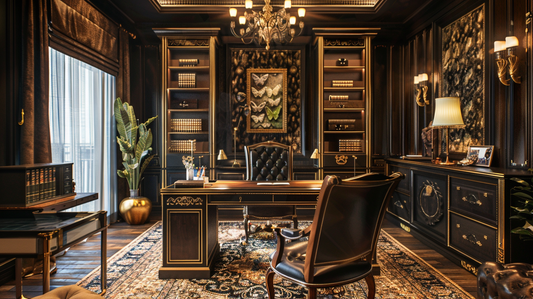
76;221;162;287
379;230;475;299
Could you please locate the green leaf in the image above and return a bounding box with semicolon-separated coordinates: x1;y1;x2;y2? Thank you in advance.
511;177;530;187
140;154;155;177
114;98;129;140
513;192;533;200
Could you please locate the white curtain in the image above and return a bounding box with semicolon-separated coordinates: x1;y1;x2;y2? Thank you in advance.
49;48;117;222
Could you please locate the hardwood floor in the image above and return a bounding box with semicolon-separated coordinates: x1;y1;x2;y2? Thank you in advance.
0;215;478;298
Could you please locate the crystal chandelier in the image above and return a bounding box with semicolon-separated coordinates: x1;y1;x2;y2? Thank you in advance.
229;0;305;50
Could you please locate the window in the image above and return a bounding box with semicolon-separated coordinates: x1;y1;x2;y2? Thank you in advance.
49;48;117;219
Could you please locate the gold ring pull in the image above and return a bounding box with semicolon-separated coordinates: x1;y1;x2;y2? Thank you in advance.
18;109;24;126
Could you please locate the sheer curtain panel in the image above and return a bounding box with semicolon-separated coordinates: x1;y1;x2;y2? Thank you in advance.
49;48;117;222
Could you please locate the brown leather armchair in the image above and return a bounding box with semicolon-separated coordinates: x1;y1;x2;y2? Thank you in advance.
266;172;404;299
477;261;533;299
243;141;296;243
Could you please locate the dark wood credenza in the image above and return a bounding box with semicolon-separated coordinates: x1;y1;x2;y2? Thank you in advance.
385;158;533;275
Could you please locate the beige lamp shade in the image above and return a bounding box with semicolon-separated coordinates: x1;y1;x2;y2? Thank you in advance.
217;149;228;160
310;148;319;159
431;97;465;128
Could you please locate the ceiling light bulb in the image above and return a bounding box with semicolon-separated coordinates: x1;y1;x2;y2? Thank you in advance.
239;16;246;25
298;8;306;17
494;41;506;52
290;16;296;25
229;8;237;17
505;36;519;48
245;0;253;9
285;0;291;8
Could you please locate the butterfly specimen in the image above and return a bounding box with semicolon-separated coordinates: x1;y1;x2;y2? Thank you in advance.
266;105;282;121
267;97;281;106
266;84;281;97
251;114;265;123
252;73;269;86
250;101;266;112
261;122;272;128
251;87;266;98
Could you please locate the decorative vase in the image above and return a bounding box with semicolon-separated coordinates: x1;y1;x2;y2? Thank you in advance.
186;168;194;180
119;189;152;225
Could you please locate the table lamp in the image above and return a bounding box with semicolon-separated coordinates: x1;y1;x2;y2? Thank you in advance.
431;97;465;165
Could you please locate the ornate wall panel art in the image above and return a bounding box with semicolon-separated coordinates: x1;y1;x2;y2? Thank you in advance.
441;4;485;152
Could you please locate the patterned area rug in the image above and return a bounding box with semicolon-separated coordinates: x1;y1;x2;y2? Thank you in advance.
78;221;474;298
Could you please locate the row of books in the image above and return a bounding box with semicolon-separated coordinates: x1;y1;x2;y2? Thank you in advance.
339;139;363;152
178;59;199;66
178;73;196;88
170;118;203;132
332;80;354;87
169;139;196;153
25;167;57;204
329;95;350;101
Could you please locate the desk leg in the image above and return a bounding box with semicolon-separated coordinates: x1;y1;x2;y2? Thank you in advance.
38;233;52;293
101;228;107;294
15;258;22;299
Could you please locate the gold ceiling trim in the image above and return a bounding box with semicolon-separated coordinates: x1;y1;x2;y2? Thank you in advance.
150;0;383;13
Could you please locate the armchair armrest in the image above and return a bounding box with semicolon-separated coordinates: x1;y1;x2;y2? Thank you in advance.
280;226;311;240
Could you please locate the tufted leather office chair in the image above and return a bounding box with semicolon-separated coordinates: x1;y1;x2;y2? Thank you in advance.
243;141;296;243
266;172;404;299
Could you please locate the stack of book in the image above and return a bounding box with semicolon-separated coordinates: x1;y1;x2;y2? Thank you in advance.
178;59;199;66
178;73;196;88
339;139;363;152
171;118;202;132
169;140;196;153
332;80;354;87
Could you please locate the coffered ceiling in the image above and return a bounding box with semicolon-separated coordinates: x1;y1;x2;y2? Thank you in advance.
97;0;436;44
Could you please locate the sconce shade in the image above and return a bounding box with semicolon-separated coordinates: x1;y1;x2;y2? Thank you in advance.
298;8;306;17
431;97;465;128
505;36;519;48
494;40;506;52
229;8;237;17
217;149;228;160
419;73;428;82
310;148;319;159
414;75;419;84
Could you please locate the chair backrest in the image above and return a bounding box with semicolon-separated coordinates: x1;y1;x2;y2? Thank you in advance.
303;172;404;282
244;141;292;181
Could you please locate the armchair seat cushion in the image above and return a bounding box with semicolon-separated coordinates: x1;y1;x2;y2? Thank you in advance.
477;261;533;299
32;285;101;299
272;240;373;284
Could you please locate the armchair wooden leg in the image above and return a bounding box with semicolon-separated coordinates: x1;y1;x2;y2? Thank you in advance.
243;216;249;244
365;274;375;299
307;287;317;299
265;267;276;298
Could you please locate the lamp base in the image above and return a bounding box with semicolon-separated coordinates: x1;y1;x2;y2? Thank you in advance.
232;160;241;167
439;156;454;165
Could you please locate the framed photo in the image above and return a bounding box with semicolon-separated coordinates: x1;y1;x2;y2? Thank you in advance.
466;145;494;167
246;68;287;133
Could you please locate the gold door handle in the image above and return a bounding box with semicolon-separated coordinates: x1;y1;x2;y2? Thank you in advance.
18;109;24;126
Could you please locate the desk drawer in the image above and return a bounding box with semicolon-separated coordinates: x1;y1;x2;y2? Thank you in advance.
209;194;272;203
450;213;497;263
450;177;497;225
388;191;410;221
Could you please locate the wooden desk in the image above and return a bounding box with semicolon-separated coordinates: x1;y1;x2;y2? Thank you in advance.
0;193;106;298
159;180;323;279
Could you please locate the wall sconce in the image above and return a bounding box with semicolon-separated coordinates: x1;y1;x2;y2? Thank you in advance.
494;36;521;85
414;73;429;107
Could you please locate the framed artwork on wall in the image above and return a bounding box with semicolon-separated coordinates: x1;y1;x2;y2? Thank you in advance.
246;68;287;133
466;145;494;167
440;4;485;153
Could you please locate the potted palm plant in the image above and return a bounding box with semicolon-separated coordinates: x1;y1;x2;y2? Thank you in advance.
115;97;157;225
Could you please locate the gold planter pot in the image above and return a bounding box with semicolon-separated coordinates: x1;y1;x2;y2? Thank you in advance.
119;189;152;225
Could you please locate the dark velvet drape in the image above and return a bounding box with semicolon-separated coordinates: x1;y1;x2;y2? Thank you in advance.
19;0;52;165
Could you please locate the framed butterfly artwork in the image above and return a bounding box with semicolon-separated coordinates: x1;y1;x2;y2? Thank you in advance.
246;68;287;133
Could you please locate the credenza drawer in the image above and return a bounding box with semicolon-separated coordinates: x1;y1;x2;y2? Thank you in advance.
388;191;410;221
209;194;272;202
449;213;497;263
390;166;410;194
450;177;497;225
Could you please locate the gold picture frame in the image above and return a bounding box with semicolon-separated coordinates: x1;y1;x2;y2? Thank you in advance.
246;68;287;133
467;145;494;167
